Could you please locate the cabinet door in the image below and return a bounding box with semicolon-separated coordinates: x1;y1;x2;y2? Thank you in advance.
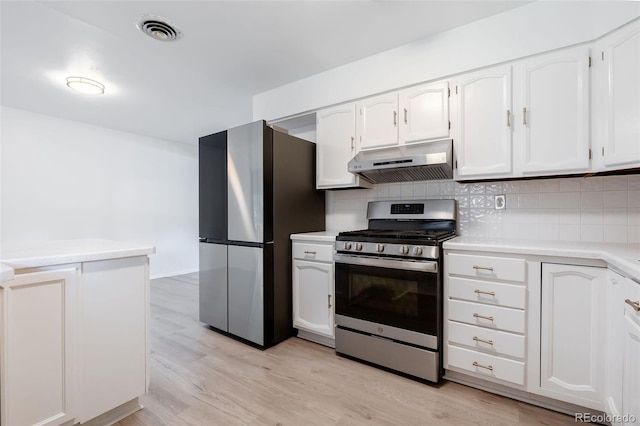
606;270;625;421
80;257;148;423
316;104;358;188
519;47;591;175
540;263;606;410
601;21;640;169
292;259;334;338
399;81;449;144
452;65;513;179
2;268;77;426
619;277;640;425
358;92;399;150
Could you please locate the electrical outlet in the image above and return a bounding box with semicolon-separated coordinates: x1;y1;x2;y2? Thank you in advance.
494;194;506;210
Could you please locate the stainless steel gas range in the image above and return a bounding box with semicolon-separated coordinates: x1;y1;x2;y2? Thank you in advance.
334;199;457;383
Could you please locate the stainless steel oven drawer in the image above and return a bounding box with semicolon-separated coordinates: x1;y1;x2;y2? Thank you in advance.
335;327;439;382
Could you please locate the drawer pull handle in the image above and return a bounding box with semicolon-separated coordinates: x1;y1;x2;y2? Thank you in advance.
473;336;494;346
473;361;493;371
474;289;496;296
473;313;494;322
625;299;640;312
473;265;494;272
328;294;332;309
304;251;316;255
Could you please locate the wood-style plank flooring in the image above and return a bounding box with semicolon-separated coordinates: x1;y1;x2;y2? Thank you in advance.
116;273;575;425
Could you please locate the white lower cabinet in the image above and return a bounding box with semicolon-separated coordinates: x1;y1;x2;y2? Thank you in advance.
445;249;632;416
606;270;640;425
79;257;149;423
292;238;335;347
539;263;607;411
444;252;527;387
1;267;78;426
0;256;149;426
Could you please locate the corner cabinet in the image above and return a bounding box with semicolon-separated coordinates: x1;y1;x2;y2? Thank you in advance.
1;267;78;426
594;20;640;171
291;237;335;347
316;103;371;189
606;270;640;425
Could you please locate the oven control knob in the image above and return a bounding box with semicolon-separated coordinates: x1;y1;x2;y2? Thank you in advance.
376;244;385;253
413;246;423;256
344;242;352;250
355;243;363;251
400;245;409;255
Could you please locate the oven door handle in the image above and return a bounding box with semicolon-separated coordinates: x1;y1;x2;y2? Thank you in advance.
334;254;438;273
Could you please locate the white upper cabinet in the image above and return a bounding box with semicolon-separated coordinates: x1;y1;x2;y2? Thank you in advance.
516;47;591;175
451;65;513;180
595;20;640;170
358;81;451;151
399;81;450;144
357;92;399;150
316;103;371;189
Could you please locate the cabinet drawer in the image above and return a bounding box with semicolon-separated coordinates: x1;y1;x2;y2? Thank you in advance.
292;242;334;262
448;321;525;359
447;345;525;385
448;276;526;309
447;253;526;283
448;299;525;334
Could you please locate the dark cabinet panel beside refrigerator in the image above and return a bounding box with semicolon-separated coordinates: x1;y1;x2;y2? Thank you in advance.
199;120;325;348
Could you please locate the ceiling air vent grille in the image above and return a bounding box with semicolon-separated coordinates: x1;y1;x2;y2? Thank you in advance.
137;16;182;41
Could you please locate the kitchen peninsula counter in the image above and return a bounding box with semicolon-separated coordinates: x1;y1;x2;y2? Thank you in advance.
1;238;155;270
444;237;640;282
1;239;154;426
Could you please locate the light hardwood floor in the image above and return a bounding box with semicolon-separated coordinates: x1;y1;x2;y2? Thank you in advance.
116;273;575;426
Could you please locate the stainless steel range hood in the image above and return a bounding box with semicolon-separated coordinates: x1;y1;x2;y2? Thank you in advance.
348;139;453;184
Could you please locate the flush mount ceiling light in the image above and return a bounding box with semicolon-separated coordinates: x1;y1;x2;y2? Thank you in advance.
136;15;182;41
66;76;105;95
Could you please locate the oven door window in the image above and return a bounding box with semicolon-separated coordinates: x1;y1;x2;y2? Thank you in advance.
335;262;439;335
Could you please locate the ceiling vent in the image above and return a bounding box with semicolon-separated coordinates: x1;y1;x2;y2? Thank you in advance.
136;15;182;41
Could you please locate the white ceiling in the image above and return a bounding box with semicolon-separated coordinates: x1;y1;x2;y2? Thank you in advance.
1;1;529;144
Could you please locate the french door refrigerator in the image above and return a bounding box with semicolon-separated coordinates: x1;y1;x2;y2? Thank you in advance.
199;120;325;348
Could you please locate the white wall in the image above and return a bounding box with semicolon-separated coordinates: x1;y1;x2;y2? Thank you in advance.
254;1;640;121
0;106;198;278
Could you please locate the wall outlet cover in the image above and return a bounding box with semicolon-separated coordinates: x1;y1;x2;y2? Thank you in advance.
495;194;506;209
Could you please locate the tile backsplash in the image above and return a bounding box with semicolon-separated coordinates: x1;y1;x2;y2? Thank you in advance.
326;174;640;244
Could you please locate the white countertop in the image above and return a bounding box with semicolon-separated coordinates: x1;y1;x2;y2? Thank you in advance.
444;237;640;282
290;231;339;242
0;239;156;270
1;264;14;283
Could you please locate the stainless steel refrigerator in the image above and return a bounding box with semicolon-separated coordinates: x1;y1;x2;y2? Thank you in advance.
199;120;325;348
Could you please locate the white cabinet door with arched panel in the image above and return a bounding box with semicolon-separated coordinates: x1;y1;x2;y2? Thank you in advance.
539;263;607;411
451;65;513;180
517;47;591;175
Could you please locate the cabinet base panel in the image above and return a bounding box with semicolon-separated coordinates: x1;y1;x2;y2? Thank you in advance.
79;398;142;426
444;370;605;419
295;329;335;348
